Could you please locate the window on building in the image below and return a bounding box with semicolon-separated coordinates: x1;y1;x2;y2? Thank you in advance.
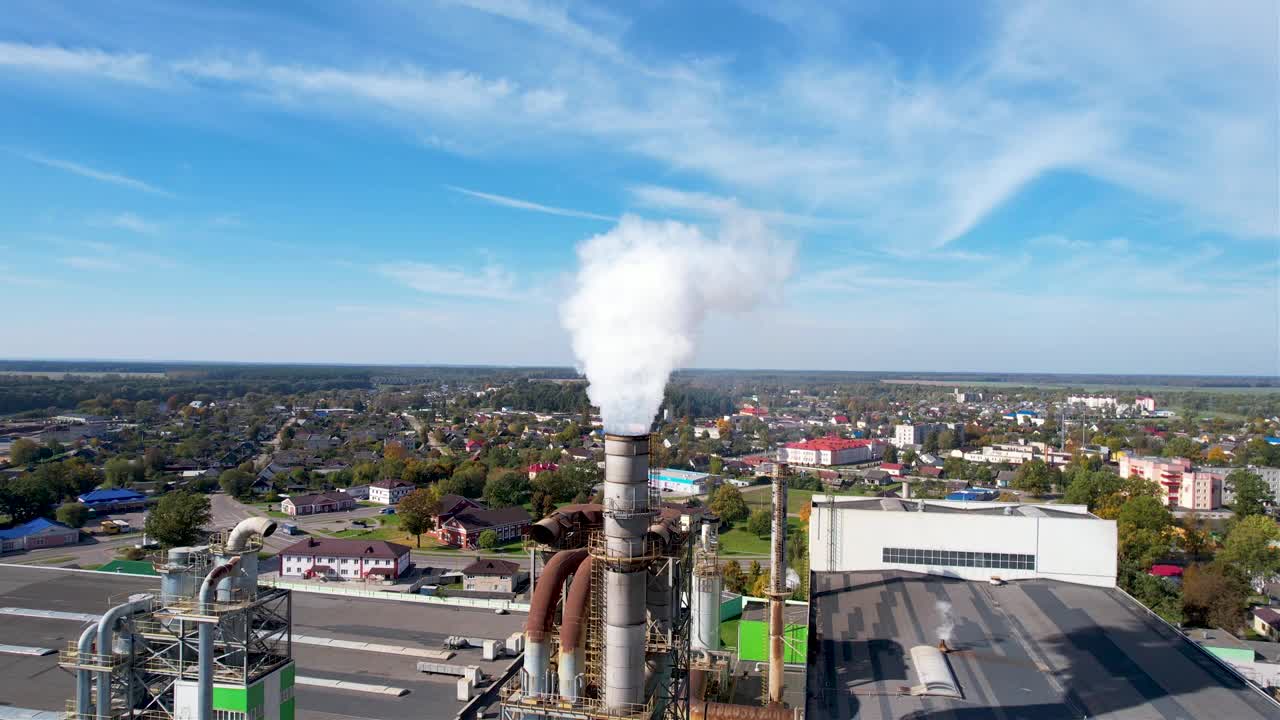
214;710;246;720
882;547;1035;571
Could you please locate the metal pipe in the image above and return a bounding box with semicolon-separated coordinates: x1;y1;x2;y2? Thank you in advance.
76;621;99;717
198;558;240;720
768;471;787;705
95;594;152;720
523;548;587;696
558;556;593;700
226;517;276;552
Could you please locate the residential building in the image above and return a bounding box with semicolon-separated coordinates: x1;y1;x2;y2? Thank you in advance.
892;423;964;448
436;506;531;549
281;491;355;516
432;494;485;530
77;488;146;513
340;484;370;500
1254;607;1280;642
461;558;523;593
1067;396;1119;410
1224;466;1280;505
0;518;80;553
780;437;885;466
1134;396;1157;413
880;463;904;477
368;478;414;505
528;462;559;480
1119;455;1225;510
649;468;711;495
278;537;411;580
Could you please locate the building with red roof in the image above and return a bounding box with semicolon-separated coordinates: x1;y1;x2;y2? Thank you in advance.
779;437;886;466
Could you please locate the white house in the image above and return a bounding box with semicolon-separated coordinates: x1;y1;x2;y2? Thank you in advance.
368;479;414;505
278;537;411;580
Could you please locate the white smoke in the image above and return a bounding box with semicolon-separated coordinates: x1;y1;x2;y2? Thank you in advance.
935;600;955;643
785;567;801;591
561;214;793;435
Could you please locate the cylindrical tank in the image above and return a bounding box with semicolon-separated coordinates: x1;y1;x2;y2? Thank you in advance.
159;547;194;603
691;571;722;654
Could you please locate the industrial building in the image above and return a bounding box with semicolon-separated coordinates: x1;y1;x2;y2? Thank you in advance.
498;434;803;720
809;496;1118;588
649;467;712;495
778;438;884;467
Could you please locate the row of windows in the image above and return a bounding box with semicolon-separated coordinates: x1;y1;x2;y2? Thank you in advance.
883;547;1036;571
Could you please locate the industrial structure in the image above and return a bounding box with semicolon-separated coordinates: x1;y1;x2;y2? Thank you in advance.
60;517;294;720
499;433;802;720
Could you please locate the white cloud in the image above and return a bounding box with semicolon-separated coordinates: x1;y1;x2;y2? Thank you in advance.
440;0;626;61
448;186;615;221
628;185;853;230
377;261;522;300
13;150;174;197
62;255;127;272
96;212;162;235
0;42;157;84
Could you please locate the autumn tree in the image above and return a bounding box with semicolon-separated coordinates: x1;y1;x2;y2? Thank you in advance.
746;508;772;538
1182;563;1248;631
710;485;749;525
145;492;211;548
399;487;442;548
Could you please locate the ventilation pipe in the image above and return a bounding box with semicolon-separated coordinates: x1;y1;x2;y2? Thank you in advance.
198;558;240;720
603;434;651;710
227;517;276;552
558;555;593;700
523;548;588;696
76;621;99;717
95;594;152;720
767;471;787;705
217;517;276;601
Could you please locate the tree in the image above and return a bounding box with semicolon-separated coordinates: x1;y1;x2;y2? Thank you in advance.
923;432;940;453
900;449;917;467
0;475;56;522
882;445;898;464
1205;446;1230;466
1162;436;1202;462
449;461;488;498
398;487;442;548
218;469;254;499
1177;516;1212;563
56;502;89;529
937;430;958;451
1012;459;1057;496
144;491;211;548
710;485;749;525
746;509;771;538
797;504;812;524
709;456;724;475
9;438;40;465
384;441;408;461
1116;496;1174;571
1218;515;1280;592
723;559;747;594
483;470;530;509
477;529;499;549
104;456;145;488
1183;563;1249;631
1227;469;1269;518
1128;573;1184;626
1062;470;1123;510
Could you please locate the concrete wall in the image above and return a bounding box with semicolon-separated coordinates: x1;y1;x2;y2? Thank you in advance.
809;498;1118;588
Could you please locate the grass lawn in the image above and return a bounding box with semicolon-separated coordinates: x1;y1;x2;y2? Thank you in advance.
718;518;800;555
266;510;291;519
720;618;740;648
328;516;526;554
16;555;75;566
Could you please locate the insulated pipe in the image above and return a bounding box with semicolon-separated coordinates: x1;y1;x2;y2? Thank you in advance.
76;621;100;717
226;517;276;552
523;548;587;696
558;556;593;700
603;434;651;710
198;558;240;720
96;595;152;720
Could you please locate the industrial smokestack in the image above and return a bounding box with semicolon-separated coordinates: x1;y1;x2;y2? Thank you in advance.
603;434;652;710
768;470;788;705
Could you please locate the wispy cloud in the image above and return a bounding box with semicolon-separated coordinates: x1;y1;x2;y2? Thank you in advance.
628;185;854;230
0;42;157;84
61;255;127;272
377;261;522;300
13;150;174;197
94;212;162;235
448;186;615;221
440;0;626;61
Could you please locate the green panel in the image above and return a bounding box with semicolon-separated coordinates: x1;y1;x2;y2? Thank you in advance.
280;698;295;720
213;687;247;712
1206;646;1256;663
736;620;808;663
280;662;295;689
248;679;265;711
96;560;158;576
720;594;745;622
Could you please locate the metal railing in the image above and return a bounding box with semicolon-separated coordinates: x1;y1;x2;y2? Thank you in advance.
500;682;656;720
58;645;126;672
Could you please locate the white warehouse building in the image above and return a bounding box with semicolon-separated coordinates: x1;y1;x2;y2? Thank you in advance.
809;495;1117;588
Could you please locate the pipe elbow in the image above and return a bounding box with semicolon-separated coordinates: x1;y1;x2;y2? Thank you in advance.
226;517;277;552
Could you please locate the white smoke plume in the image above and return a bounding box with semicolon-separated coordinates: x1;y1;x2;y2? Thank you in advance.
935;600;956;643
561;214;793;436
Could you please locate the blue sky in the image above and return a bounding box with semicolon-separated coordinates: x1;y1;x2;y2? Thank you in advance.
1;0;1277;374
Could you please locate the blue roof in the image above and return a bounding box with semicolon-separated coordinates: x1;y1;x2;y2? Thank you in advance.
1266;437;1280;445
79;488;146;503
0;517;70;540
946;488;998;501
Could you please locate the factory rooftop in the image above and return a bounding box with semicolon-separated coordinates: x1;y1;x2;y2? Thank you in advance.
807;570;1280;720
822;495;1100;519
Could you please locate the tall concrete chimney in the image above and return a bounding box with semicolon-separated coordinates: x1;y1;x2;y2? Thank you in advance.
767;469;788;704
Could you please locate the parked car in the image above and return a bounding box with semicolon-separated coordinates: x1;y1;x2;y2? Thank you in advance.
281;523;301;535
379;507;396;515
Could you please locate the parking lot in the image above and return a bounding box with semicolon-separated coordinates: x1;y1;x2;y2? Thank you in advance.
0;565;526;720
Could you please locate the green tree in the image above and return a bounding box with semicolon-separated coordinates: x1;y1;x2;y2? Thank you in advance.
104;456;145;488
1182;562;1249;631
218;469;254;499
144;491;211;548
723;559;747;594
1116;495;1174;570
9;438;40;465
1218;515;1280;592
709;456;724;475
483;470;530;509
1162;436;1202;461
449;461;489;498
900;449;917;466
398;487;442;548
56;502;89;529
882;445;898;464
477;529;499;549
0;475;56;522
746;508;772;538
1128;573;1184;626
923;432;940;453
1012;459;1057;496
710;485;749;525
1062;470;1123;510
936;430;958;450
1226;469;1269;518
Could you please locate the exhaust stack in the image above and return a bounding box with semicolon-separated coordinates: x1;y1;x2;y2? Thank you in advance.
767;468;788;705
603;433;652;710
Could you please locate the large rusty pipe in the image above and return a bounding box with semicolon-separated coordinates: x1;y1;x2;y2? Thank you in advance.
523;548;588;696
558;556;593;700
768;598;784;704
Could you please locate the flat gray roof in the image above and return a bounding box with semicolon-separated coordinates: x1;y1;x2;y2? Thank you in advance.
817;497;1098;519
0;565;525;720
807;570;1280;719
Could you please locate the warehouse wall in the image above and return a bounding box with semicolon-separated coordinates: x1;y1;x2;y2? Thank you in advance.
809;499;1117;588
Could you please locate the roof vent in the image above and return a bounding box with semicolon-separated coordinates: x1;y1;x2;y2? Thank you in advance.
908;645;961;698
